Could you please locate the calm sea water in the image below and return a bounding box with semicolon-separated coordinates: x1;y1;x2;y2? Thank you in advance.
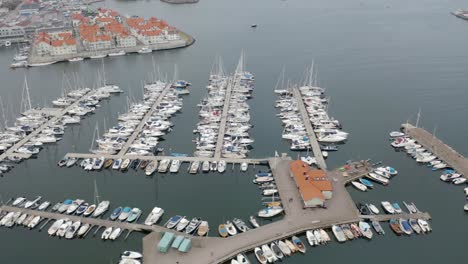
0;0;467;263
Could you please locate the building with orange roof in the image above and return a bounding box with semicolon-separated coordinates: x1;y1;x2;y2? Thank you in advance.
290;160;333;208
34;32;51;56
50;37;77;56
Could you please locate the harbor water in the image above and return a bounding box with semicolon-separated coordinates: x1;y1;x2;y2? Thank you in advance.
0;0;467;263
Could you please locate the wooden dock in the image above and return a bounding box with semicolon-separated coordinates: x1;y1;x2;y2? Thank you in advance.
361;211;431;222
116;83;172;157
0;205;153;232
340;160;374;184
213;76;235;159
64;152;267;165
0;90;96;162
402;123;468;179
292;88;327;169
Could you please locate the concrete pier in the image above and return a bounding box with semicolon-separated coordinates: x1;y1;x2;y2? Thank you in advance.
213;76;235;159
402;123;468;179
0;90;96;162
116;83;172;157
292;88;327;169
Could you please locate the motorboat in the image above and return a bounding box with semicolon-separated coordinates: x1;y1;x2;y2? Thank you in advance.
118;207;132;221
417;219;431;232
127;208;142;222
137;47;152;54
218;224;228;237
249;215;260;228
453;177;467;185
83;204;96;217
108;50;126;56
371;220;385;235
57;199;73;213
93;201;110;217
359;178;374;188
218;160;226;173
157;159;170;173
110;207;123;220
24;196;42;209
254;247;267;264
262;189;278;196
409;218;422;234
189;161;200;174
144;207;164;225
261;244;277;263
291;236;306;253
258;206;283;218
166;215;183;229
240;162;248;172
341;224;354;240
253;176;274;184
101;227;113;240
12;197;26;207
75;202;89;215
392;202;403;214
176;217;190;232
284;239;298;253
121;251;143;259
65;221;81;239
169;160;181;173
276;241;291;256
197;221;209;236
225;221;237;236
389;219;403;235
185;217;202;234
440;173;462;182
48;219;65;236
366;172;389;185
389;131;405;137
232;218;250;232
67;199;84;214
109;228;122;240
306;230;318;246
351;181;367;192
56;220;72;237
77;223;90;237
202;161;210;172
399;218;413;235
358;221;373;239
112;159;122;170
367;203;380;214
381;201;395;214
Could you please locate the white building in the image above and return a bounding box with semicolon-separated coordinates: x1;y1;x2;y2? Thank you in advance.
116;34;136;48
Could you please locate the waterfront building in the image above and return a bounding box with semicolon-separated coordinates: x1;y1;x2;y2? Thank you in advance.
290;160;333;207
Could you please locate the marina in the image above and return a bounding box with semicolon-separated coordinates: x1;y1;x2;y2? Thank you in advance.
0;0;466;263
0;84;119;169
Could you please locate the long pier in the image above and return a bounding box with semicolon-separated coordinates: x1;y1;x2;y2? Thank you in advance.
0;90;95;162
292;88;327;169
213;76;235;159
65;152;267;165
116;83;172;157
402;123;468;179
361;212;431;222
